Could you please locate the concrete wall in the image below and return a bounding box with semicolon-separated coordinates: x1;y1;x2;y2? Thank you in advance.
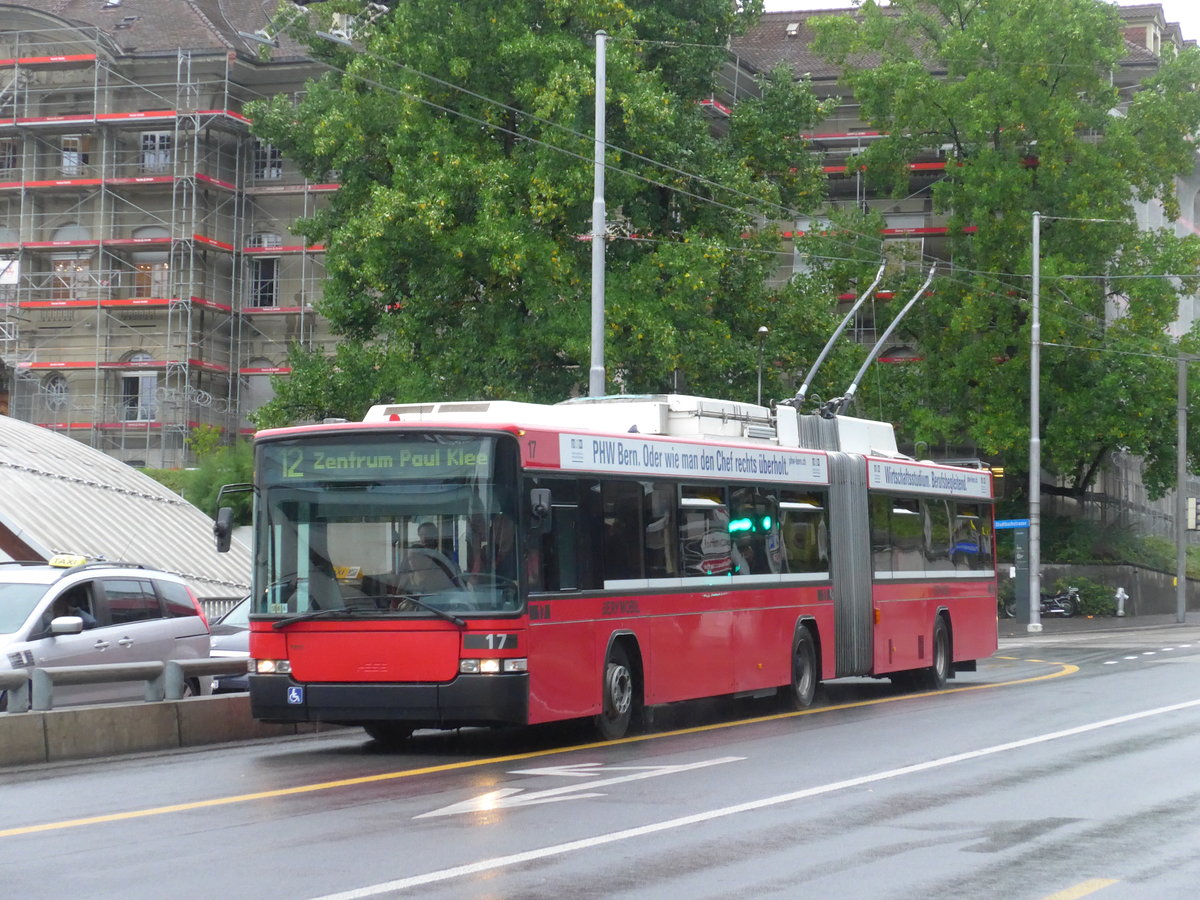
0;694;331;767
1040;564;1199;616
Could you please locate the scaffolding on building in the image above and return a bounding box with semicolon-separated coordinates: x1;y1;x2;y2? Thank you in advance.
0;26;335;467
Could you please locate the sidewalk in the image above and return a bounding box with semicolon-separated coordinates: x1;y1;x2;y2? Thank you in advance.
998;611;1193;639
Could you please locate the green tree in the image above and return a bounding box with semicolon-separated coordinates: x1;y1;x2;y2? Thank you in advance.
183;428;254;523
812;0;1200;500
247;0;838;426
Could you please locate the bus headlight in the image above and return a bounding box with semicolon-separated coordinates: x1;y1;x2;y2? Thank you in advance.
459;658;527;674
252;659;292;675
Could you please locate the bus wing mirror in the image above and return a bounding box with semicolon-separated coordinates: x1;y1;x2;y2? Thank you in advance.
214;506;234;553
212;482;255;552
530;488;552;531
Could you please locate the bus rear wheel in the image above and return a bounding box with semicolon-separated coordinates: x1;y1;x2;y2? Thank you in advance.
921;617;951;690
595;643;635;741
781;628;818;710
364;722;414;746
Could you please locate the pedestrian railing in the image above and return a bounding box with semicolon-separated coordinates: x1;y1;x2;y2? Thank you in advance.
1;658;248;713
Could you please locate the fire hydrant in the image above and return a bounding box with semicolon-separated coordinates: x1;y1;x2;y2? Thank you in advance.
1115;587;1128;617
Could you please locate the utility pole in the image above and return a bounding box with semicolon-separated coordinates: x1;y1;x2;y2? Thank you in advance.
1028;212;1043;632
1178;354;1192;623
588;31;607;397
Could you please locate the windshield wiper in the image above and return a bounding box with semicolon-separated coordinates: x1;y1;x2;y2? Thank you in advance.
272;605;369;630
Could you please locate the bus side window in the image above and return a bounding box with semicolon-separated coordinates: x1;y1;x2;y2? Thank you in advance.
680;486;731;576
601;481;644;581
924;499;955;571
869;493;894;574
527;478;601;592
644;482;679;578
779;489;828;574
533;504;581;592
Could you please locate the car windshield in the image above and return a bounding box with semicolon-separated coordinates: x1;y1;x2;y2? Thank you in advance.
0;582;50;635
218;596;250;627
253;433;520;619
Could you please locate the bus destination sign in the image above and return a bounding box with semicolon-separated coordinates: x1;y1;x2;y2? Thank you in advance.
867;459;991;499
262;438;492;482
558;434;828;485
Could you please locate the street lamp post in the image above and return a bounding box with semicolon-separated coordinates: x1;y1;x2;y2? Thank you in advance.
1029;212;1043;632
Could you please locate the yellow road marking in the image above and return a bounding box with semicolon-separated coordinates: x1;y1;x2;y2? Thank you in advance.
1041;878;1119;899
0;657;1077;839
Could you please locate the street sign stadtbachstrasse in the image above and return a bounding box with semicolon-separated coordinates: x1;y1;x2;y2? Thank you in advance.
994;518;1030;530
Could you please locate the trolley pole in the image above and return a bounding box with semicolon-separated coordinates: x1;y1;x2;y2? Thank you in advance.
588;31;607;397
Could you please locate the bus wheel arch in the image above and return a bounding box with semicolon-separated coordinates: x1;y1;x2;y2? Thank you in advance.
781;619;821;710
596;633;643;741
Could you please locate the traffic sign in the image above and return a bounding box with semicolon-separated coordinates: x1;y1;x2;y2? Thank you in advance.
994;518;1030;530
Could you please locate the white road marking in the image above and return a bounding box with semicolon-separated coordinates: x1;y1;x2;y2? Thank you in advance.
415;756;744;818
311;698;1200;899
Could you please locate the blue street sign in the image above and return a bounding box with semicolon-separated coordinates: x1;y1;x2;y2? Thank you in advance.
994;518;1030;530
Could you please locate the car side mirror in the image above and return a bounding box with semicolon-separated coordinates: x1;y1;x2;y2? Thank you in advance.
50;615;84;636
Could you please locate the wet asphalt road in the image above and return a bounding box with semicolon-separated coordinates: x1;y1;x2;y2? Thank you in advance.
4;616;1200;900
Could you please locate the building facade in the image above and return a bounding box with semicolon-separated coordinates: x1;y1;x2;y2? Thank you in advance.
0;2;335;467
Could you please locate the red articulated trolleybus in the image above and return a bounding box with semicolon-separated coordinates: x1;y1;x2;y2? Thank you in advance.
215;394;997;744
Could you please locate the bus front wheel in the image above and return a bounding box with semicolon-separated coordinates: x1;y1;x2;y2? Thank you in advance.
595;643;634;741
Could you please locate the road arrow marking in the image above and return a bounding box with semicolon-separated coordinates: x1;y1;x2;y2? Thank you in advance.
415;756;744;818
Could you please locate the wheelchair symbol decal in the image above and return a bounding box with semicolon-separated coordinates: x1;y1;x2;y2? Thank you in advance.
286;686;304;704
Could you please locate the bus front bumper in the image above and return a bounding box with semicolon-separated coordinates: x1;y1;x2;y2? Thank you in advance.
248;672;529;728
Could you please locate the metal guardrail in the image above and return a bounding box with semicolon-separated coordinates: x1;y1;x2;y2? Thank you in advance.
1;658;248;713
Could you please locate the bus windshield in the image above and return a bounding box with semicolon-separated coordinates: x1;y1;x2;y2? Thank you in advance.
252;433;519;618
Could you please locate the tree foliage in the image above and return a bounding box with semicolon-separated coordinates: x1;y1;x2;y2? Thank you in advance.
248;0;839;426
812;0;1200;499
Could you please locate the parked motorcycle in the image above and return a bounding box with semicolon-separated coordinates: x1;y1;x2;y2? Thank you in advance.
1003;586;1081;618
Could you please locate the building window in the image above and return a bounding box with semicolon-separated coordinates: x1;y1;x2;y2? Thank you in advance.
133;262;170;297
43;373;69;413
0;139;17;172
253;141;283;180
140;132;172;172
61;135;90;175
51;258;92;300
121;352;158;422
249;256;278;308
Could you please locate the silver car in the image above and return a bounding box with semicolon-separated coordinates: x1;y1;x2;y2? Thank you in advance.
0;555;212;706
